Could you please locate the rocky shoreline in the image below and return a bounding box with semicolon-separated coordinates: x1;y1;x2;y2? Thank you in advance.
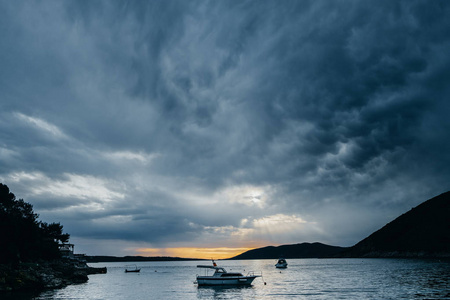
0;258;106;293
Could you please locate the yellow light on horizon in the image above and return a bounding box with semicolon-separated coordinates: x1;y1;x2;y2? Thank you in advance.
133;247;254;260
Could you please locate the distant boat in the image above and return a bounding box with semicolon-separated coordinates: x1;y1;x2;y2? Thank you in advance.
195;260;261;286
275;258;288;268
125;264;141;273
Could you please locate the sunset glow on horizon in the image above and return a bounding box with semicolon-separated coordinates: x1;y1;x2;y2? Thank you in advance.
134;247;256;260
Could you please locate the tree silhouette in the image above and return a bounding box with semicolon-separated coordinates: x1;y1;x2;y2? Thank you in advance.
0;183;70;264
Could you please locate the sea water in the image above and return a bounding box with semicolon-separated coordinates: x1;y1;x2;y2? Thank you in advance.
7;259;450;299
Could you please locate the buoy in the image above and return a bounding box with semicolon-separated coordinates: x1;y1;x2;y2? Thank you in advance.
261;273;266;285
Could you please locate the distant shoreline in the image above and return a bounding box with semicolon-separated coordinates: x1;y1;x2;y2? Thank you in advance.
85;254;450;263
85;255;206;263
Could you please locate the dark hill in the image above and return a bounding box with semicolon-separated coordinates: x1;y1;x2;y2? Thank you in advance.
341;191;450;257
229;242;347;260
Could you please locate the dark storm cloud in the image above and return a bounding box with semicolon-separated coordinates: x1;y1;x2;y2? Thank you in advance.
1;0;449;253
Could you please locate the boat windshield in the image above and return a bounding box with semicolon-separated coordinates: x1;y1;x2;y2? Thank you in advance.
214;268;226;273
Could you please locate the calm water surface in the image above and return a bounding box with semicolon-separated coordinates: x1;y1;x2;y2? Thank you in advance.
11;259;450;299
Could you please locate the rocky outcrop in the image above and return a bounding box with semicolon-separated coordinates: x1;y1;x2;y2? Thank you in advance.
0;258;105;293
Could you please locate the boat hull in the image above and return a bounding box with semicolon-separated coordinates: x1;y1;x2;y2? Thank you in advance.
196;276;258;286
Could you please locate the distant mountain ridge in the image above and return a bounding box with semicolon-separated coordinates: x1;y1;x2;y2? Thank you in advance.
229;191;450;259
229;242;347;260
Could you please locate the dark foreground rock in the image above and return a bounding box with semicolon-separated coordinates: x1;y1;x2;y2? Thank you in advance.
0;259;106;293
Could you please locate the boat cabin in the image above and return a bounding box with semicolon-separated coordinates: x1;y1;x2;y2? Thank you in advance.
197;265;243;277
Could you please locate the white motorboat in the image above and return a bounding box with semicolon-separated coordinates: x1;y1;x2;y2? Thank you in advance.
195;261;261;286
275;258;288;268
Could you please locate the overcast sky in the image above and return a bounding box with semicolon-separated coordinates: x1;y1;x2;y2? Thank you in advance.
1;0;449;258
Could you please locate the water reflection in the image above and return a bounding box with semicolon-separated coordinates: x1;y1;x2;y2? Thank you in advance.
196;285;255;299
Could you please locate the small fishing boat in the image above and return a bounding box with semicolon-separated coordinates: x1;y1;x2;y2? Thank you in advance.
125;264;141;273
194;261;261;286
275;258;288;268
